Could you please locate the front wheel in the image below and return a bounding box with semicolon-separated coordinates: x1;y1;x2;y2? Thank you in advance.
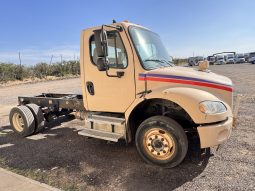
135;116;188;168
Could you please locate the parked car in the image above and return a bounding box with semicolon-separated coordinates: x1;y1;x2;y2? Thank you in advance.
207;56;216;65
248;52;255;64
225;54;235;64
215;55;225;65
188;57;196;66
235;53;245;63
195;56;204;64
188;56;204;66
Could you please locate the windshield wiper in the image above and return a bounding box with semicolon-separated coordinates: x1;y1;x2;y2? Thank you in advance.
161;59;175;67
144;59;174;67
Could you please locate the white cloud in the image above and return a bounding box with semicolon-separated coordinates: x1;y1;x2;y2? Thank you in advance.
0;45;80;65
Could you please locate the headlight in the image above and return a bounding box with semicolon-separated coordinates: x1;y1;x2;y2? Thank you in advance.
199;101;227;114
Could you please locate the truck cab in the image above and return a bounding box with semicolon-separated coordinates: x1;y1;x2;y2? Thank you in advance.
79;21;233;167
215;55;226;65
235;53;245;63
10;21;234;168
225;54;235;64
207;56;216;65
248;52;255;64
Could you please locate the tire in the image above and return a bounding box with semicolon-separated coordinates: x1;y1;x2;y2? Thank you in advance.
9;105;35;137
26;104;45;133
135;116;188;168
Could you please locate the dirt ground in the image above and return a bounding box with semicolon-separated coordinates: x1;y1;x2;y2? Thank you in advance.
0;64;254;191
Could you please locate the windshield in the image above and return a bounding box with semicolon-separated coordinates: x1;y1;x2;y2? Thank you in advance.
129;26;173;70
237;54;244;58
196;57;204;61
208;57;215;61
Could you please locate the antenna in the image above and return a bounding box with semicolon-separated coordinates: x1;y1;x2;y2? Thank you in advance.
60;54;63;65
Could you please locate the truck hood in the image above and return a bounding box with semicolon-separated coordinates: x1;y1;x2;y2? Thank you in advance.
139;66;233;92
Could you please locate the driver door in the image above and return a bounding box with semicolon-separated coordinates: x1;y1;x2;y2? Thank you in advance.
83;27;136;113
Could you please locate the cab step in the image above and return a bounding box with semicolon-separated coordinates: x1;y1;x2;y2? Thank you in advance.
78;128;123;142
87;114;125;125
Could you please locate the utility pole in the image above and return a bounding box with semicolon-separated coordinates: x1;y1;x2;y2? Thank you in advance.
18;52;22;67
47;55;54;78
18;52;23;80
50;55;53;65
60;54;63;76
60;54;63;65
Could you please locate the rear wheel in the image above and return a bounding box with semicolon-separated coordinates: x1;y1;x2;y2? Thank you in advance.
9;106;35;137
135;116;188;168
26;104;45;133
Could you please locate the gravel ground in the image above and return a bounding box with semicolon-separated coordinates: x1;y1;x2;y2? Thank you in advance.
0;64;254;191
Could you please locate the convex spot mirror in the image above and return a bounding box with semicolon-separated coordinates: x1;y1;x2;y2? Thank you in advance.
96;57;108;71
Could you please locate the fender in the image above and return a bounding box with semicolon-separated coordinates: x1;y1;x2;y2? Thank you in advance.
125;87;232;124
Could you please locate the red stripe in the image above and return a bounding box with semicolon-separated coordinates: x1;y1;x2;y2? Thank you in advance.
139;77;233;92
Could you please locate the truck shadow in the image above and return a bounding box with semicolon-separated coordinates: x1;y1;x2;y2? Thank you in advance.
0;116;211;190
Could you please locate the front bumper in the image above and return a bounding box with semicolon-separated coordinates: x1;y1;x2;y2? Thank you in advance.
236;59;245;63
226;60;234;64
197;117;233;148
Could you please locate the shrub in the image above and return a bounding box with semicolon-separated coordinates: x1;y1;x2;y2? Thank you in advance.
0;60;80;82
173;58;188;66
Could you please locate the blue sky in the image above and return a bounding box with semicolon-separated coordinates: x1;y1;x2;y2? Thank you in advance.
0;0;255;65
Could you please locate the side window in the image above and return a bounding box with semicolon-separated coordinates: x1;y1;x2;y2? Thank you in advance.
90;31;128;69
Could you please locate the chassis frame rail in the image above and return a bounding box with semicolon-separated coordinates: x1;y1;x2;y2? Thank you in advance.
18;93;85;111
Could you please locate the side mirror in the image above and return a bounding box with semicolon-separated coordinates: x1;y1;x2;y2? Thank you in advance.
96;57;107;71
92;24;124;78
93;28;108;72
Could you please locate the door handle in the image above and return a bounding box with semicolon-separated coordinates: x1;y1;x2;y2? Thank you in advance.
86;81;94;95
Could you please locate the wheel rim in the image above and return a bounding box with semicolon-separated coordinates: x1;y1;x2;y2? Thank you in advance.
143;128;176;161
12;113;25;132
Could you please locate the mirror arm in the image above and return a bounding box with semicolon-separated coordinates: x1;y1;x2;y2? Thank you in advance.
106;70;124;78
102;24;123;32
